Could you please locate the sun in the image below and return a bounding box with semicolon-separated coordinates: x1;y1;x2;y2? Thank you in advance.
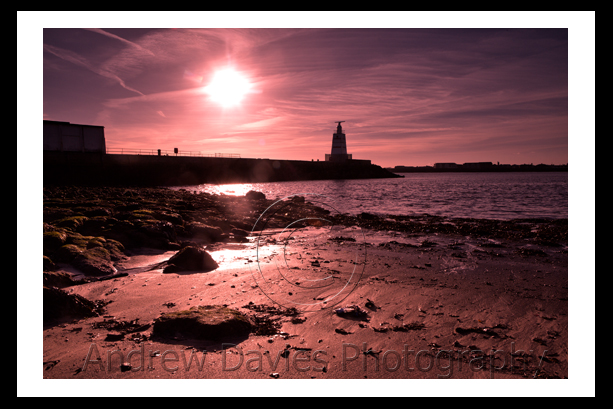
204;68;252;108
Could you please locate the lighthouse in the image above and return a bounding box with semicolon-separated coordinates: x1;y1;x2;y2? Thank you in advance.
325;121;352;162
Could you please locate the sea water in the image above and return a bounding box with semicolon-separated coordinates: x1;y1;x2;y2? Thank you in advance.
172;172;567;221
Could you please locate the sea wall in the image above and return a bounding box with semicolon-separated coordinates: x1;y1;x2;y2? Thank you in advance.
43;152;401;186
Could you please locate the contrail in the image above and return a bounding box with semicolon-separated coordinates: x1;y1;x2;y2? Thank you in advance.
43;43;144;96
82;28;155;56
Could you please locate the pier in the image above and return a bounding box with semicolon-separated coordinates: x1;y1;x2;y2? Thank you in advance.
42;120;400;186
43;151;400;186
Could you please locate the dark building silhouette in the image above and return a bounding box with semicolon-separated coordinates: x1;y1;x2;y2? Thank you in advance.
325;121;352;162
43;120;106;153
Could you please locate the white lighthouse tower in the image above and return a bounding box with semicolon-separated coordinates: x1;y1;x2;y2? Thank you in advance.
325;121;352;162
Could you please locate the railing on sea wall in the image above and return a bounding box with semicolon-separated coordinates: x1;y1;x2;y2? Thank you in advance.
106;148;241;158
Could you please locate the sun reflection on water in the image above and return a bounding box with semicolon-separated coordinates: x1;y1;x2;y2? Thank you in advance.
199;183;254;197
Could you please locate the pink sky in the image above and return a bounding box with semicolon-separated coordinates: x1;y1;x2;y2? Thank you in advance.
37;18;583;168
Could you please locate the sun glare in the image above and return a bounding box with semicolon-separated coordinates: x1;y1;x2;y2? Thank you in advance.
204;68;252;108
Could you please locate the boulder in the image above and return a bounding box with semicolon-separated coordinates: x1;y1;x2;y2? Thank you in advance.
245;190;266;201
43;229;68;253
72;247;117;276
55;215;88;230
56;244;84;262
43;286;102;324
43;270;76;288
43;255;56;271
186;222;224;243
103;219;178;250
163;246;218;273
152;305;252;341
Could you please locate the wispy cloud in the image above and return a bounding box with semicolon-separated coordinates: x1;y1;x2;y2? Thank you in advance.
43;43;144;96
82;28;155;56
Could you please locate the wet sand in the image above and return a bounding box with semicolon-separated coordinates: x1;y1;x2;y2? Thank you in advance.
42;226;568;381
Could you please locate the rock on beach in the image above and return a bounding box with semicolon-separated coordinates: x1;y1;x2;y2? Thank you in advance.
152;305;252;341
43;286;103;324
162;246;219;274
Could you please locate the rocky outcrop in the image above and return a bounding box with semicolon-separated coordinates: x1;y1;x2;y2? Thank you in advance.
42;186;332;278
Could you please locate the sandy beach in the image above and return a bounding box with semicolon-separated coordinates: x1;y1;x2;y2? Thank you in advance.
40;187;568;381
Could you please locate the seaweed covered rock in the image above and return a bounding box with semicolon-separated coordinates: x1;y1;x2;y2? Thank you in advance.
186;222;224;243
43;228;68;253
152;305;252;341
43;270;76;288
72;247;118;276
100;219;178;249
162;246;218;274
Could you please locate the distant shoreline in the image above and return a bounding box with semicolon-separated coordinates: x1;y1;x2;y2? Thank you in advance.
387;163;567;173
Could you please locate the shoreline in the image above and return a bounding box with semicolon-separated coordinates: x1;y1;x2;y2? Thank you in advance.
41;186;568;380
